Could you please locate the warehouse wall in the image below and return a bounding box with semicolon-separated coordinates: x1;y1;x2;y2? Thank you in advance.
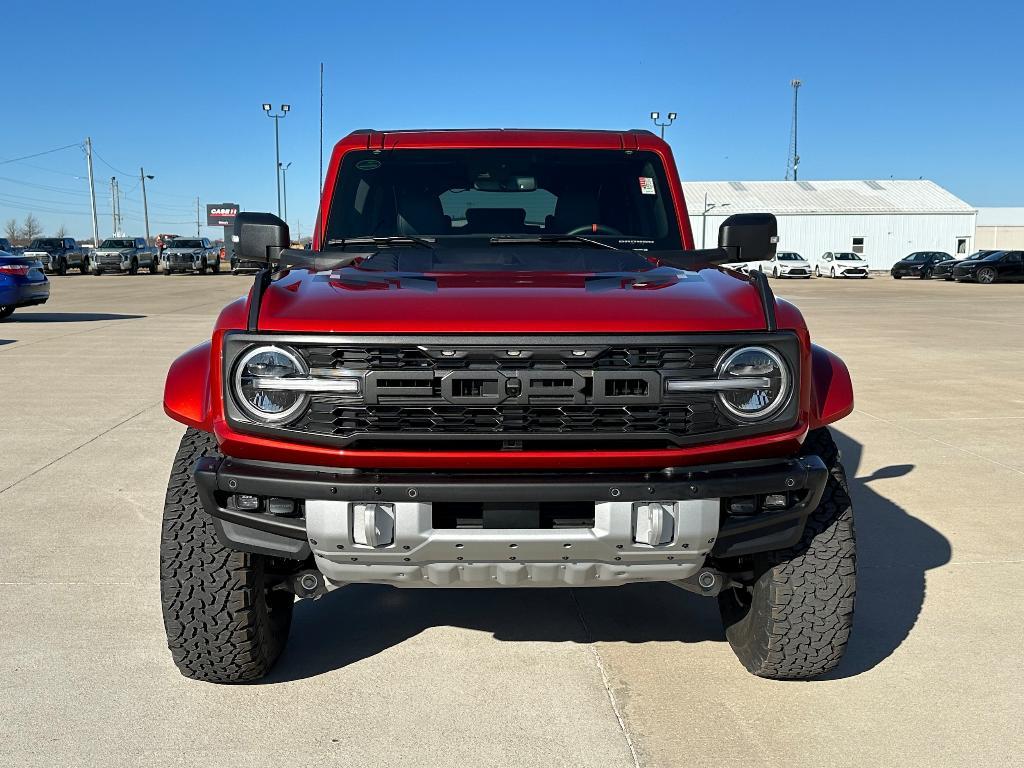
975;227;1024;250
689;212;977;270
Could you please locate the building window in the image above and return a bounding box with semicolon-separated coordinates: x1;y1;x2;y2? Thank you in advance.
852;237;865;254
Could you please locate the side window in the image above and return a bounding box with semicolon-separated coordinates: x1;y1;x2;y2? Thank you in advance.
1007;252;1022;263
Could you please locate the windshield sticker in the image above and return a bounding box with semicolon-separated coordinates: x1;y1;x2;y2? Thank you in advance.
639;177;656;195
355;159;382;171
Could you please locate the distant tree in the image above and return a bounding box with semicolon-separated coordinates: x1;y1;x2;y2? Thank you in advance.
20;214;43;242
54;224;68;239
4;218;17;245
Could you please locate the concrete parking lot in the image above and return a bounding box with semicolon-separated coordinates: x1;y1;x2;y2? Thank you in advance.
1;273;1021;767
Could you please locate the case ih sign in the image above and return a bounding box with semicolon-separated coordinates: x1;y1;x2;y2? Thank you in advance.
206;203;239;227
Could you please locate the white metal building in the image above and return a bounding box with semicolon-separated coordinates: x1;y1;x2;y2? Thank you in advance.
680;180;976;271
975;208;1024;250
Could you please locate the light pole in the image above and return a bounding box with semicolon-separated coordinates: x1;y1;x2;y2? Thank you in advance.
262;103;290;217
140;167;154;244
650;111;677;139
701;192;730;249
279;162;292;224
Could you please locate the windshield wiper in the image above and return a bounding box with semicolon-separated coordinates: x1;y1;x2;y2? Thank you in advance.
489;235;622;252
325;235;435;249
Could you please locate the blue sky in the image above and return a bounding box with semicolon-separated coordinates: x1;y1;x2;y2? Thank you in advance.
2;0;1020;239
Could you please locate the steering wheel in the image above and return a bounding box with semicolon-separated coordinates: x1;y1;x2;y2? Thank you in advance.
566;224;624;237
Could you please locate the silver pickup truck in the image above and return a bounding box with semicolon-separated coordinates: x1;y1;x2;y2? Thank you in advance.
162;237;220;275
23;237;88;275
91;237;158;275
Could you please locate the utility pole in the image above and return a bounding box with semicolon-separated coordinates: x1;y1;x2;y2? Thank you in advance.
262;103;290;217
84;138;99;247
786;79;802;181
279;162;291;223
110;177;117;235
195;197;201;236
140;167;154;244
319;63;324;192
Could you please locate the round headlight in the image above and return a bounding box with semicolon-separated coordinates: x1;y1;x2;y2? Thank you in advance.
233;345;309;423
715;346;791;421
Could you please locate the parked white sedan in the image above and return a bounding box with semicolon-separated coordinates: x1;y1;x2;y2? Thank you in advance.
762;251;812;278
816;251;870;278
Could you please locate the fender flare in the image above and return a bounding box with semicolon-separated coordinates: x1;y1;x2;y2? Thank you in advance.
164;341;214;431
809;344;854;429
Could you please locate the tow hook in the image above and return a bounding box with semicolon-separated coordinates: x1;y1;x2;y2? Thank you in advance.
288;569;328;600
671;568;734;597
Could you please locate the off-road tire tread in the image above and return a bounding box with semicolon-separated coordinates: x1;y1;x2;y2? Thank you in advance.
159;427;293;682
719;427;856;679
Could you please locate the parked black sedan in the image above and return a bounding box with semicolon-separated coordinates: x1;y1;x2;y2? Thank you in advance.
933;250;996;280
891;251;952;279
952;250;1024;284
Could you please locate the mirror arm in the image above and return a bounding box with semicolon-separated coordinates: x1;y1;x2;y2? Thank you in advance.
247;267;273;332
748;268;777;331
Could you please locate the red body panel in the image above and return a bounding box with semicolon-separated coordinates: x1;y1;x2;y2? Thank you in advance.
809;344;855;429
163;128;854;470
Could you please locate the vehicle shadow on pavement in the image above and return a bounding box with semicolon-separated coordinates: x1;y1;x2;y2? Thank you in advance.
265;429;950;683
822;429;950;679
7;312;145;322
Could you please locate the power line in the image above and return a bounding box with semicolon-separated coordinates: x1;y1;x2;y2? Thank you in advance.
91;149;135;178
0;143;82;166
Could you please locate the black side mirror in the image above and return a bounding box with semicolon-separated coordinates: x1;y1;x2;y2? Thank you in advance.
233;212;289;264
718;213;778;264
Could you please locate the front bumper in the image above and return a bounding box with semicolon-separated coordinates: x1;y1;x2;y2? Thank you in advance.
194;454;828;587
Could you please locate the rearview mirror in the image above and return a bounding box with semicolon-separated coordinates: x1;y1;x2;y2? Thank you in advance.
233;212;290;264
718;213;778;265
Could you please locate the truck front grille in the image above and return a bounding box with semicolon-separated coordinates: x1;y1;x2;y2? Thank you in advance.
223;333;800;451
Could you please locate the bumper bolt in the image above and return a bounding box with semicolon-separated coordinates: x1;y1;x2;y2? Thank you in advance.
330;487;337;495
228;480;237;490
407;488;418;499
610;487;620;497
786;477;796;487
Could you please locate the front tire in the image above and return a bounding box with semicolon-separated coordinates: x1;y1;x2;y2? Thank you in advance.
160;428;294;683
129;259;138;275
717;428;856;679
830;267;836;278
0;305;14;320
977;267;997;284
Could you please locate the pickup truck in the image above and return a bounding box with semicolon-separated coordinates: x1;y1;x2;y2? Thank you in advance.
90;237;158;275
162;237;220;275
160;128;856;683
23;237;88;275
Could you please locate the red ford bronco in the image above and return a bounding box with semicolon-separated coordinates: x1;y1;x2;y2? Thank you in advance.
160;129;855;682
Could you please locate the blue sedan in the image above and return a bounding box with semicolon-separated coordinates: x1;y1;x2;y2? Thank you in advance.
0;251;50;320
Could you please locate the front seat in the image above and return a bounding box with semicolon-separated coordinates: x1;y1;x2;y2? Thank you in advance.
396;189;447;236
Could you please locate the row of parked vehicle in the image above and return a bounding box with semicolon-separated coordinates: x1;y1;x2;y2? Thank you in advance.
728;249;1024;284
0;235;245;276
890;250;1024;283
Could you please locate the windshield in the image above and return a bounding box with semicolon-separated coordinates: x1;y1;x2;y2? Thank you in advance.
29;238;62;250
100;239;135;249
778;253;802;261
981;251;1006;261
964;251;991;261
171;239;203;248
324;148;682;251
835;253;861;261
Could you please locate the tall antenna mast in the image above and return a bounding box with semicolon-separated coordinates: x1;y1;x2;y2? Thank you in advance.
785;79;802;181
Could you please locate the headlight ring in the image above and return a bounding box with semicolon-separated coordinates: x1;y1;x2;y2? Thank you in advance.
233;344;310;423
714;345;791;421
